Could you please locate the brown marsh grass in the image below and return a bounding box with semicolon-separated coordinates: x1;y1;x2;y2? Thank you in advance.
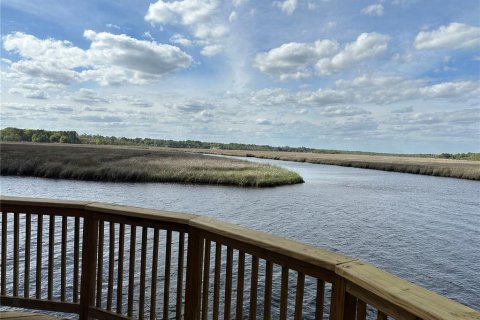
0;143;304;187
179;148;480;180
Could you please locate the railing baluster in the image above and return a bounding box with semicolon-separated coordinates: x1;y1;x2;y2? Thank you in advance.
315;279;325;320
235;251;245;320
61;216;67;301
163;230;172;320
184;231;205;320
117;223;125;314
73;216;80;303
201;240;211;320
79;215;99;319
377;310;388;320
213;242;222;320
263;261;273;320
1;212;6;296
96;220;105;308
279;266;289;320
176;231;185;320
107;222;115;311
13;212;19;296
224;247;233;320
48;215;55;300
24;213;31;298
139;227;148;319
294;272;305;320
150;228;159;320
356;300;367;320
249;256;259;320
345;292;358;320
35;214;43;299
127;224;136;318
329;276;347;320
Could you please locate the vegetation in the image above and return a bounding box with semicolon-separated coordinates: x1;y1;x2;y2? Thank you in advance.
1;127;478;160
0;143;303;187
183;149;480;181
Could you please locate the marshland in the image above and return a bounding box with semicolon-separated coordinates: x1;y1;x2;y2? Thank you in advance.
0;143;304;187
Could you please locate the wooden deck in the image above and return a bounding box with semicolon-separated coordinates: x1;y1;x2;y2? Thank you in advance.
0;312;65;319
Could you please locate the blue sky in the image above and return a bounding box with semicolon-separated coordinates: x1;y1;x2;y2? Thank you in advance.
1;0;479;153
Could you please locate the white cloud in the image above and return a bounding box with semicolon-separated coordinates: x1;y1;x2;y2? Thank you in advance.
320;106;370;117
254;33;389;79
414;23;480;50
145;0;227;56
232;0;248;7
361;4;384;16
2;31;193;88
106;23;121;30
70;88;109;104
143;31;154;40
228;11;237;23
170;33;194;46
316;32;389;75
254;40;339;80
273;0;298;15
201;44;224;57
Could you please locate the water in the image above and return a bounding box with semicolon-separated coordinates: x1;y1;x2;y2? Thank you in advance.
1;157;479;312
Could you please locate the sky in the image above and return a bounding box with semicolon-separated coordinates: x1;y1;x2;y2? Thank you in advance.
1;0;479;153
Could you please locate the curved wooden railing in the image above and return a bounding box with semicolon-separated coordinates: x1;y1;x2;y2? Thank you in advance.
0;196;478;320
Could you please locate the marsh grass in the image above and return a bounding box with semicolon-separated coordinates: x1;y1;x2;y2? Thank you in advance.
0;143;304;187
182;149;480;180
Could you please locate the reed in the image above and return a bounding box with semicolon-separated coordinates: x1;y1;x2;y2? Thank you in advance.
0;143;304;187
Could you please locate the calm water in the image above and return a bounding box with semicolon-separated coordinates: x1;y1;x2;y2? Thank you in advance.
1;157;479;312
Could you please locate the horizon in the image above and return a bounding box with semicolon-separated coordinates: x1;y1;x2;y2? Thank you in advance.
1;0;479;154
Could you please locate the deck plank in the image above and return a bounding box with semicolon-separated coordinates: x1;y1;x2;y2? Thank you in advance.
0;311;65;319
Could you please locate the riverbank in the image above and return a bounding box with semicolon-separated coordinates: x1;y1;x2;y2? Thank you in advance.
0;143;304;187
178;148;480;180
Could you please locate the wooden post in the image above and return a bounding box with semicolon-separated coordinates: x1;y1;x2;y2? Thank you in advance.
79;215;99;320
184;229;204;320
329;276;347;320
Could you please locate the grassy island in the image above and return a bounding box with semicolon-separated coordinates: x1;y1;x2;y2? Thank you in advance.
0;143;304;187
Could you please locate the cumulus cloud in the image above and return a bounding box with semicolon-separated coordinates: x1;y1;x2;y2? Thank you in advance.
361;4;384;16
316;32;389;75
254;40;339;80
254;33;389;79
145;0;227;56
2;31;192;89
320;106;370;117
70;88;109;104
414;23;480;50
273;0;298;15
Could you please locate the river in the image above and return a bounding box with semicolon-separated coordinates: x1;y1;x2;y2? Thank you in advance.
0;156;479;313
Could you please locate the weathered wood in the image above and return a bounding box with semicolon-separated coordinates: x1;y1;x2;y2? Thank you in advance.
61;216;67;301
0;296;79;314
96;220;105;308
213;242;222;320
47;215;54;301
1;212;7;296
24;213;31;298
176;231;185;320
127;224;136;318
344;292;357;320
279;266;289;320
35;214;43;299
163;230;172;320
294;272;305;320
139;227;148;319
315;279;325;320
201;240;211;320
376;310;387;320
79;215;99;319
13;213;19;297
107;222;115;311
0;311;64;320
73;216;80;303
224;247;233;320
236;251;246;320
338;261;480;320
329;276;347;320
356;300;367;320
116;223;125;314
184;231;205;320
150;228;159;320
249;256;259;320
263;261;273;320
88;307;131;320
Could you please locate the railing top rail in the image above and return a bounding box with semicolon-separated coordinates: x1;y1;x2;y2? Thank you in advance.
1;195;479;320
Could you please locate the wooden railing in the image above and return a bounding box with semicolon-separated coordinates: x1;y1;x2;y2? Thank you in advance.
0;196;478;320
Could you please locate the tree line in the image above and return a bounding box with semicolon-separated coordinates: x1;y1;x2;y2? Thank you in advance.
1;127;478;160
